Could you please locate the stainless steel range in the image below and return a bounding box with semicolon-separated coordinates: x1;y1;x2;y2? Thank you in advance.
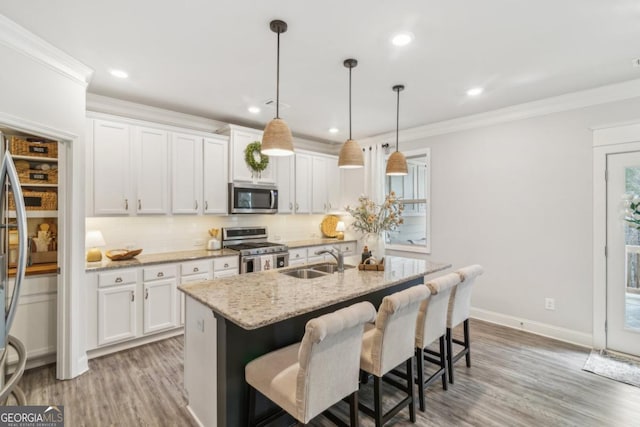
222;226;289;274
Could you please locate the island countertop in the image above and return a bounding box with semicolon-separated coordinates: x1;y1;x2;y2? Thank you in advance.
178;255;450;330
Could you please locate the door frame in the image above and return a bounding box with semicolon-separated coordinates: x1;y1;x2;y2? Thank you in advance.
593;121;640;349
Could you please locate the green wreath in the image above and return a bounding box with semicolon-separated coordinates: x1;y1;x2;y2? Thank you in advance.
244;141;269;173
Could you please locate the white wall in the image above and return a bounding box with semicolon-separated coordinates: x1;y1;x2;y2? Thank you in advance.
389;96;640;344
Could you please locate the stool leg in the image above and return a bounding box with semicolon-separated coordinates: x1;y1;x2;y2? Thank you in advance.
374;376;383;427
406;357;416;422
446;327;454;384
247;385;256;427
349;390;359;427
439;335;448;391
416;347;425;411
464;318;471;367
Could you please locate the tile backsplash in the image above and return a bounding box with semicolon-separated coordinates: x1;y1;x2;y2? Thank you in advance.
86;215;356;254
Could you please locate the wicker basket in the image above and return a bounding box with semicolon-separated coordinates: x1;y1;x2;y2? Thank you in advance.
7;136;58;159
9;190;57;211
17;168;58;185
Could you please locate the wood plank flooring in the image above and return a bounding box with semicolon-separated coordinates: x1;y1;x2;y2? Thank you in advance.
13;319;640;426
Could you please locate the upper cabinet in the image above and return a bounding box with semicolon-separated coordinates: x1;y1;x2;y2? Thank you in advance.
218;125;275;184
87;115;229;217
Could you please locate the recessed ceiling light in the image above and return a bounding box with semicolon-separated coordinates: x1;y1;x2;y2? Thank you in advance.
391;32;414;47
248;106;261;114
329;127;339;134
109;69;128;79
466;87;484;97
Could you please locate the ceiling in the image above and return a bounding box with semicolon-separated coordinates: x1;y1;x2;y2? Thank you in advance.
2;1;640;144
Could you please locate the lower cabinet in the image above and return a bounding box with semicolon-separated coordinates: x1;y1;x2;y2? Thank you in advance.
98;284;137;346
143;278;177;334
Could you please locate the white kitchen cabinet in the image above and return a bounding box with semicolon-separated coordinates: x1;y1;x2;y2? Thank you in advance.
222;125;275;184
213;255;239;278
275;155;295;214
180;260;213;326
326;157;342;212
97;284;137;346
312;156;329;213
92;119;132;215
143;278;177;334
294;153;312;214
135;126;169;214
288;248;307;266
171;132;203;214
203;136;229;214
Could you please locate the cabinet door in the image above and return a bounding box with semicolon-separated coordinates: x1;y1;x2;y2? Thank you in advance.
98;284;137;346
294;153;312;214
203;137;228;214
135;127;169;214
275;155;295;213
312;156;328;213
180;273;210;326
230;129;275;183
143;279;178;334
171;133;202;214
213;269;239;279
93;119;132;215
326;156;341;212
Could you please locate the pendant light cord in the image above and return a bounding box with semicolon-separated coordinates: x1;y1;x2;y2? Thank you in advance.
395;88;400;152
349;65;352;140
276;31;280;119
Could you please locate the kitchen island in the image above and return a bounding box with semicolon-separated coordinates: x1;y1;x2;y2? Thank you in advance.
179;255;450;426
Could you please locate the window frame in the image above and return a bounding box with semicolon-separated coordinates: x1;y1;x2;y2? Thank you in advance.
384;147;431;254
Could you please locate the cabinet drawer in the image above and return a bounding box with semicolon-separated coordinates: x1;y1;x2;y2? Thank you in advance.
181;260;211;276
98;269;137;288
307;245;332;258
340;242;356;255
143;265;177;281
289;248;307;262
213;256;238;271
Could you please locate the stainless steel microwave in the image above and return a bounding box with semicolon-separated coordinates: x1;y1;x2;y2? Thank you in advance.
228;183;278;214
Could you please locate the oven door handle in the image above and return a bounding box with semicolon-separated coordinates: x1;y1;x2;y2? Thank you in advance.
270;190;276;209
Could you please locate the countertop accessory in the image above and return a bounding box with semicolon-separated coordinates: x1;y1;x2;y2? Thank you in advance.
261;20;294;156
336;221;345;240
105;248;143;261
207;239;221;250
338;58;364;168
386;84;408;176
85;230;106;262
320;215;339;238
358;257;385;271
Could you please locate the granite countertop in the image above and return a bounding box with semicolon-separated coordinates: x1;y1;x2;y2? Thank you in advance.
286;238;357;249
179;255;451;330
85;249;238;272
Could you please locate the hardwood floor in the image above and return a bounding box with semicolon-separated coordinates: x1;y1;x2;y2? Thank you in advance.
14;320;640;426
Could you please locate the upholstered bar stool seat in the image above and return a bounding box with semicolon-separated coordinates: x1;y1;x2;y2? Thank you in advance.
359;285;430;427
245;301;376;426
446;264;484;384
414;272;461;411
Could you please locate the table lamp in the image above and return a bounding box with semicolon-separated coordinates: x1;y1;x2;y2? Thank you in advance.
335;221;345;240
86;230;106;262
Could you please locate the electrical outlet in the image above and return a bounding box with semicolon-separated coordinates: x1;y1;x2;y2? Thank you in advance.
545;298;555;311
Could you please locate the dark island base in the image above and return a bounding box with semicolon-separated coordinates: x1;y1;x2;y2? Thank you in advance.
216;276;424;426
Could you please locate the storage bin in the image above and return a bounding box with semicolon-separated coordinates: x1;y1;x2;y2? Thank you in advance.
7;136;58;159
17;168;58;185
9;190;57;211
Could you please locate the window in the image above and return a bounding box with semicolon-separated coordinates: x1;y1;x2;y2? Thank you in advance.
384;148;431;253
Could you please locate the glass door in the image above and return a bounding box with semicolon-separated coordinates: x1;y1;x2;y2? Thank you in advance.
606;151;640;356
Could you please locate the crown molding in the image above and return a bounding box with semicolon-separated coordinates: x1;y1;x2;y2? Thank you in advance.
363;78;640;145
87;93;226;133
0;111;78;141
0;14;93;87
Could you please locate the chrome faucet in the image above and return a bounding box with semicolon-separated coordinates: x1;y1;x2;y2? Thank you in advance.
315;247;345;272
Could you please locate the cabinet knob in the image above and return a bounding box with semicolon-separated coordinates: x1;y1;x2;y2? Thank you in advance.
193;267;199;272
124;199;128;210
289;202;293;210
324;203;327;210
224;263;229;268
195;200;198;210
205;201;208;211
115;277;123;283
157;272;164;278
145;288;149;300
295;203;299;211
138;199;142;210
130;291;135;302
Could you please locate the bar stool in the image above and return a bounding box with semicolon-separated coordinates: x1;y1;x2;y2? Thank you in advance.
359;285;430;426
446;264;484;384
415;272;461;411
245;301;376;426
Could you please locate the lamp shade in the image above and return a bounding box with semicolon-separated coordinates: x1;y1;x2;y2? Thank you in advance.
335;221;346;232
85;230;106;248
386;151;408;175
338;139;364;168
261;118;294;156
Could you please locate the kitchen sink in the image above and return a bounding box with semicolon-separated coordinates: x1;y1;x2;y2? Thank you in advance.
280;269;328;279
310;263;356;274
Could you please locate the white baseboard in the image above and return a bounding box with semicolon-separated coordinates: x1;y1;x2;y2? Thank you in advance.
186;405;205;427
470;307;593;348
87;328;183;360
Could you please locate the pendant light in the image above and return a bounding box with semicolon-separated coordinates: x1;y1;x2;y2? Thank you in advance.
385;84;408;176
261;20;294;156
338;59;364;168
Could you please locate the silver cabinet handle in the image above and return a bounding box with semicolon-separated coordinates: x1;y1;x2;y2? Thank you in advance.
328;203;332;209
157;272;164;278
295;203;299;212
130;291;135;302
295;254;300;258
138;199;141;210
195;200;198;210
125;199;128;210
289;202;293;210
205;201;208;211
224;263;229;268
115;277;123;283
194;267;199;272
324;203;327;210
145;288;149;300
